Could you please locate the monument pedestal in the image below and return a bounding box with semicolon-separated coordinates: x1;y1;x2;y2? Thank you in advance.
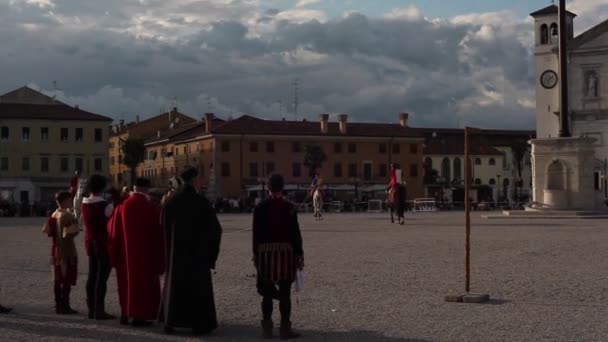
530;136;602;211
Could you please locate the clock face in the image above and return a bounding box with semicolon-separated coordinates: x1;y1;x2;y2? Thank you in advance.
540;70;558;89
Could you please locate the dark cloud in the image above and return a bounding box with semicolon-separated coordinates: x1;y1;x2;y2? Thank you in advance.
3;0;601;130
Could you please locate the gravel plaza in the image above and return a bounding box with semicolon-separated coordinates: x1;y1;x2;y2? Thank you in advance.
0;211;607;341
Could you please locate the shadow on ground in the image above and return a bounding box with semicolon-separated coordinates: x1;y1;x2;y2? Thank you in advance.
0;312;428;341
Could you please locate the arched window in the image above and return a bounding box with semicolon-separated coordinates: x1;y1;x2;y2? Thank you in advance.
453;158;462;181
489;178;496;185
550;23;558;44
441;157;451;181
489;158;496;166
503;178;510;187
475;178;482;185
540;24;549;45
475;158;482;165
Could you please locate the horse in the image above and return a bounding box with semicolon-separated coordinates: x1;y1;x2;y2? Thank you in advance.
313;188;323;221
387;184;407;225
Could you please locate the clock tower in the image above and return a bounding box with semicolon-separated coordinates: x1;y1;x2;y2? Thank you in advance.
530;5;575;139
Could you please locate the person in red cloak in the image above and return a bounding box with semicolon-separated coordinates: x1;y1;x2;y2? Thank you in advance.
109;177;164;326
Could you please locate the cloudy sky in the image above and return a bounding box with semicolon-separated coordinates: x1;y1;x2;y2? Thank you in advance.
1;0;607;129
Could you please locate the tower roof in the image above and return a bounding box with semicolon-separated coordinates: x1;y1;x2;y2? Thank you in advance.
530;5;576;18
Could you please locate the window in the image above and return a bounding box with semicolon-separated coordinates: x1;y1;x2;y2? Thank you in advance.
221;163;230;177
0;126;8;141
489;178;496;185
221;141;230;152
293;163;302;177
75;158;83;172
249;142;258;152
334;143;342;153
111;156;115;165
174;147;179;156
409;144;418;154
40;157;49;173
95;158;102;172
379;143;387;154
550;23;558;44
409;164;418;178
22;127;30;141
348;163;357;177
118;173;123;183
348;143;357;153
60;128;69;142
118;155;123;164
266;162;275;174
363;163;372;181
334;163;343;178
183;146;187;154
293;142;302;153
60;158;69;172
266;142;275;153
392;143;400;154
540;24;549;45
475;158;482;165
595;172;601;190
475;178;482;185
22;157;30;171
0;157;8;171
453;158;462;180
249;163;258;177
94;128;103;142
441;158;451;181
489;158;496;166
75;128;83;142
378;164;388;178
41;127;48;142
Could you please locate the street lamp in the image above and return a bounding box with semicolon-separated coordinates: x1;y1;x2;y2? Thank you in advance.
496;174;501;204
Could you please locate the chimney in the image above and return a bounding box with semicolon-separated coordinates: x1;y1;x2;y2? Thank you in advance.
136;115;140;124
338;114;348;134
400;113;409;128
320;114;329;134
205;113;214;133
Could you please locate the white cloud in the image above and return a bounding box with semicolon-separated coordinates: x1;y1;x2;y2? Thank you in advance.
295;0;321;8
385;5;422;21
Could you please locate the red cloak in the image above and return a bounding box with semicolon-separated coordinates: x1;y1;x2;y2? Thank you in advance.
109;193;164;320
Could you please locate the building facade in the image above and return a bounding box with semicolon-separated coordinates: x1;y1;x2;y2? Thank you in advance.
108;108;197;187
0;86;112;205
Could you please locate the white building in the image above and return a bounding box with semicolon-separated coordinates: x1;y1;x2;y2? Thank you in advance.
531;5;608;208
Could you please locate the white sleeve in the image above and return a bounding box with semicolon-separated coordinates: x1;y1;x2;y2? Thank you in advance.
105;203;114;218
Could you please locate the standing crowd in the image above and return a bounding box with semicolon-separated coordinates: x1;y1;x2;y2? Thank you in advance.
1;167;305;339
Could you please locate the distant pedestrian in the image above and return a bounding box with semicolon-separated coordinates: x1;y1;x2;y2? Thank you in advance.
43;191;81;315
159;167;222;335
253;174;304;339
80;174;115;320
108;178;164;326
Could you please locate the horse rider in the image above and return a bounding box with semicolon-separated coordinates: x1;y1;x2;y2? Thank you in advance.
386;163;402;195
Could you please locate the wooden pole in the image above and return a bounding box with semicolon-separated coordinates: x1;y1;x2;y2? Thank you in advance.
464;127;471;293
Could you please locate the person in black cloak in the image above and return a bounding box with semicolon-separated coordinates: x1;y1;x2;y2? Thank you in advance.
159;166;222;335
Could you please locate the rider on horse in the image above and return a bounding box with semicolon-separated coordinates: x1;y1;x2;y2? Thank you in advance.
310;172;322;198
387;163;402;194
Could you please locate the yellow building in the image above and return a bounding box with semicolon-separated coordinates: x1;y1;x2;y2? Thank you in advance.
108;108;196;187
0;86;112;205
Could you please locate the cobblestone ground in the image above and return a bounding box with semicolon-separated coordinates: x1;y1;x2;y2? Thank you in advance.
1;212;608;341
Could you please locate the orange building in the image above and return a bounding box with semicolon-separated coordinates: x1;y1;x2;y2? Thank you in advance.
108;108;196;187
137;113;426;201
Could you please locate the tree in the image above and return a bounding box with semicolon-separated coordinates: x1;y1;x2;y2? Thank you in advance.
121;137;146;186
510;140;529;202
303;145;327;177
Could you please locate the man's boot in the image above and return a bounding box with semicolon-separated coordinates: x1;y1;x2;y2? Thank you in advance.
54;283;65;314
280;320;301;340
261;320;274;339
86;297;94;319
94;301;115;320
62;286;78;315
